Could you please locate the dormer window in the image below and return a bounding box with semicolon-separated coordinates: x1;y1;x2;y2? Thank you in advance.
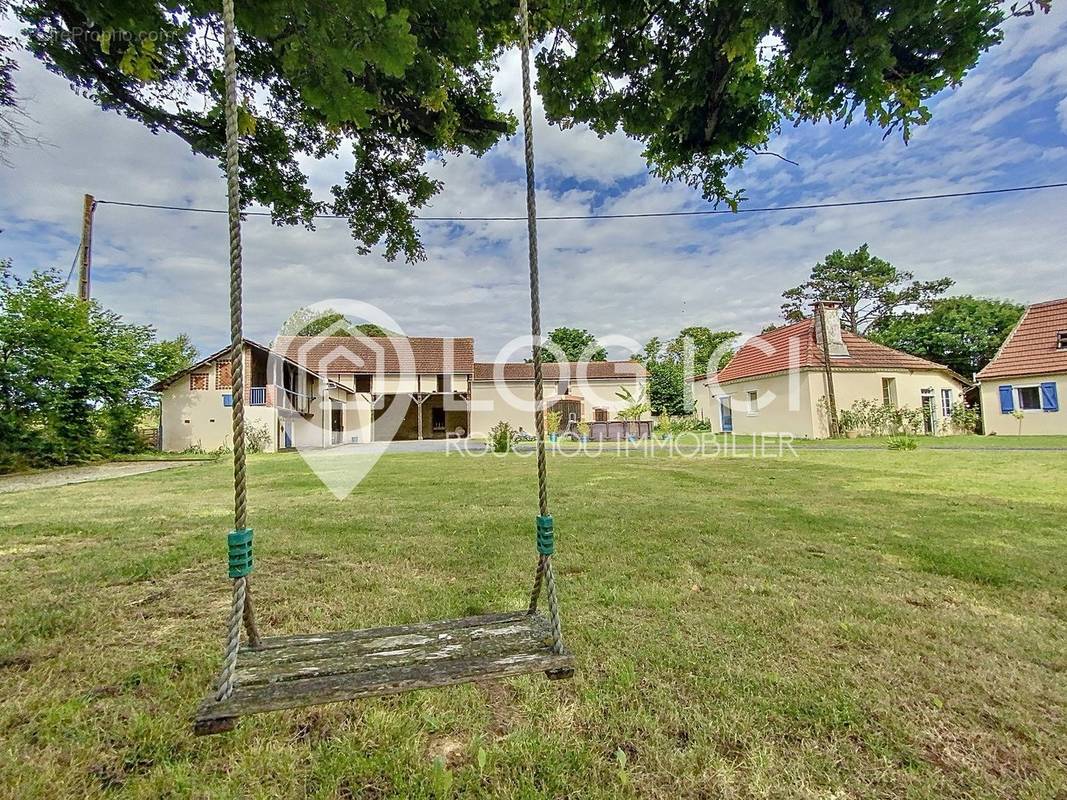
1057;331;1067;350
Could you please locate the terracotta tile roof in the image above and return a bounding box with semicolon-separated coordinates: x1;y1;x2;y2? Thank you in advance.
473;361;646;381
976;297;1067;381
695;318;960;384
270;336;474;374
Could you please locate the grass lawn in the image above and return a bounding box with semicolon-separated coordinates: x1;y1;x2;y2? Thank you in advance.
690;433;1067;450
1;448;1064;798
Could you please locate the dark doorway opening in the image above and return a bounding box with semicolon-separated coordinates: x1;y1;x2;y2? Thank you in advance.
331;407;344;445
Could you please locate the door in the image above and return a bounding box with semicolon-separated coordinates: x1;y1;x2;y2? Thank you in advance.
920;391;935;434
282;419;293;448
331;407;344;445
431;406;446;434
551;399;581;433
719;397;733;433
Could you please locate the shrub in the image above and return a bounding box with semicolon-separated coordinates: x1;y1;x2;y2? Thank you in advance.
488;421;516;453
887;435;918;451
615;386;650;420
576;420;590;439
655;414;711;435
246;421;272;454
102;404;146;454
949;402;980;434
836;407;861;433
895;406;926;436
543;410;562;437
829;398;928;437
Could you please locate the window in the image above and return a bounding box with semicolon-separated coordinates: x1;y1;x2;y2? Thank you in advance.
881;377;897;407
216;360;232;389
1017;386;1042;411
594;408;608;422
940;388;953;417
431;406;446;431
354;375;372;392
222;393;233;408
190;372;208;391
1057;331;1067;349
747;390;759;416
558;377;569;395
436;374;452;393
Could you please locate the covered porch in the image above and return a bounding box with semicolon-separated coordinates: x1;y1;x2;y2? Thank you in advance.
371;392;471;442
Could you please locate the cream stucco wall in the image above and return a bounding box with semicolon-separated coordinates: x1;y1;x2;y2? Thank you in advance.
328;373;470;394
809;369;967;438
160;364;279;452
470;377;648;437
380;374;420;394
696;371;818;438
979;373;1066;435
694;368;967;439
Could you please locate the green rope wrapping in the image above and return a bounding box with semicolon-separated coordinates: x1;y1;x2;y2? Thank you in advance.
536;515;554;556
228;528;253;578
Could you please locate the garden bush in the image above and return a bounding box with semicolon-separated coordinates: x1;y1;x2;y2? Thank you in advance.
488;421;516;453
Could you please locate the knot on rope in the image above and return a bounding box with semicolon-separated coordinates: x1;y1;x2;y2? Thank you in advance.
228;528;254;578
536;515;554;556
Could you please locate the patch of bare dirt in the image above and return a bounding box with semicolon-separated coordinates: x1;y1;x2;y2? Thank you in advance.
479;680;522;736
426;734;468;768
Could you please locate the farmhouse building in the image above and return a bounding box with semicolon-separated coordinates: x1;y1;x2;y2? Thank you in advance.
976;297;1065;435
689;304;970;438
151;336;648;451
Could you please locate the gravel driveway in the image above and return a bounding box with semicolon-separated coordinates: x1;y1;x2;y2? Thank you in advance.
0;460;209;493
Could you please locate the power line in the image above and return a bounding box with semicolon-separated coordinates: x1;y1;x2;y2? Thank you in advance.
94;181;1067;223
63;241;81;290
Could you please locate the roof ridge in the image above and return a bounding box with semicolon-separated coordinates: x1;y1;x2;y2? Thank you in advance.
473;359;637;365
975;297;1067;381
1028;297;1067;308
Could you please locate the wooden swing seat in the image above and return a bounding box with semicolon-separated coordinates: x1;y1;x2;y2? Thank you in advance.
194;611;574;735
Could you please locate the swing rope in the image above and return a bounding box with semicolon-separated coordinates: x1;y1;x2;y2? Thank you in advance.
518;0;564;656
210;0;563;705
214;0;259;702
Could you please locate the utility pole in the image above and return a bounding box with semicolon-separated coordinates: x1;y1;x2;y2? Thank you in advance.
816;301;840;438
78;194;96;301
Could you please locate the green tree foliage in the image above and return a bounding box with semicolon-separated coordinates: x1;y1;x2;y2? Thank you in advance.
665;326;740;376
0;0;35;164
151;333;198;375
781;244;954;333
614;385;649;420
294;311;357;338
539;327;606;362
536;0;1010;205
0;262;188;469
868;295;1024;377
13;0;516;261
278;307;402;338
0;11;16;112
638;327;738;415
11;0;1023;258
355;323;397;338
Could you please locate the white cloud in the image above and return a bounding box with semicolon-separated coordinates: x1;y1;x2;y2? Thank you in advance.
1;10;1066;361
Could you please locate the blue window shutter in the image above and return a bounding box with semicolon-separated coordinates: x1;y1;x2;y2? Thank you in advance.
1040;382;1059;412
223;393;233;407
998;385;1014;413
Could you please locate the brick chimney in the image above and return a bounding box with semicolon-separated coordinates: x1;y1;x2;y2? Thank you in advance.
814;301;850;357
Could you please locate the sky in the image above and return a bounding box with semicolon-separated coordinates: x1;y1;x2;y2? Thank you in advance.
1;9;1065;362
